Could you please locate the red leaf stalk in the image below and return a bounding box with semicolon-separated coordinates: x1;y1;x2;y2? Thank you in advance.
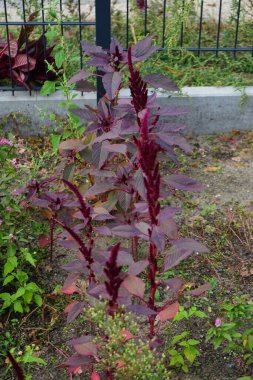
62;179;94;259
7;351;25;380
53;217;95;283
128;47;148;115
135;109;161;337
104;243;123;316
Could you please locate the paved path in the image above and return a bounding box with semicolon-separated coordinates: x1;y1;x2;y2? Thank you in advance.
0;0;245;21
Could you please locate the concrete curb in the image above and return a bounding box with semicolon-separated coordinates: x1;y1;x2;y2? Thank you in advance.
0;86;253;136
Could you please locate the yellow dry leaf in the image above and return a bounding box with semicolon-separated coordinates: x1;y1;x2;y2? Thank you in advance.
205;166;219;173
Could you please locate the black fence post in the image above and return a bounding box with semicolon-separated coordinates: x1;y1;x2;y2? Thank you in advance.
95;0;111;102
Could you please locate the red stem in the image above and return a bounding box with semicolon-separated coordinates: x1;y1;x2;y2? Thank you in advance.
49;219;54;263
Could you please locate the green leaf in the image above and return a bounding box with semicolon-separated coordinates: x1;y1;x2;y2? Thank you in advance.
55;50;65;69
23;250;36;267
23;353;46;365
23;291;33;304
3;256;18;277
3;275;14;286
51;134;61;154
26;282;41;292
172;331;189;345
45;29;56;40
40;81;56;96
194;310;207;318
13;287;25;299
247;335;253;351
34;294;43;307
15;270;28;283
169;352;185;366
14;301;23;313
182;364;189;373
188;339;200;346
0;292;11;301
184;346;199;364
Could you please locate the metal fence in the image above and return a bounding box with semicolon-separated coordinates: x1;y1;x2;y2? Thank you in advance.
0;0;253;96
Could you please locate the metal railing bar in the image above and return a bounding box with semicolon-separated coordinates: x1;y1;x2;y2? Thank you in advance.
216;0;222;57
3;0;14;95
198;0;204;57
162;0;167;48
21;0;32;95
234;0;241;58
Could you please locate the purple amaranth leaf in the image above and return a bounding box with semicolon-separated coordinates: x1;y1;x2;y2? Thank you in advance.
164;277;185;294
80;168;116;178
68;69;92;85
92;213;115;221
133;168;147;200
134;202;149;213
147;92;157;108
81;41;105;55
85;181;116;197
122;275;145;298
159;206;181;220
171;238;209;252
67;335;93;346
156;133;193;153
151;225;165;251
103;143;127;155
83;122;100;135
126;304;157;316
31;198;51;207
59;139;86;154
74;342;97;357
70;106;97;122
118;191;132;213
93;131;120;144
67;301;85;323
99;248;134;266
163;174;204;192
76;80;96;92
135;221;150;238
63;354;92;366
128;260;149;275
164;238;209;271
185;283;211;296
131;35;159;62
92;141;110;169
158;302;180;321
111;224;140;238
159;218;178;239
58;239;80;249
143;73;179;92
155;136;179;164
88;284;110;299
95;225;112;236
156;122;187;133
155;106;190;116
102;72;122;100
62;260;87;272
110;37;124;55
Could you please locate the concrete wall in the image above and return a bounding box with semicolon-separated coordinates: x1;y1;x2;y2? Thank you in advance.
0;87;253;136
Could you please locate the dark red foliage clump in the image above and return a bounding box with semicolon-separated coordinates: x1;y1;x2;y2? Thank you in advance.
0;12;56;89
136;0;146;10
